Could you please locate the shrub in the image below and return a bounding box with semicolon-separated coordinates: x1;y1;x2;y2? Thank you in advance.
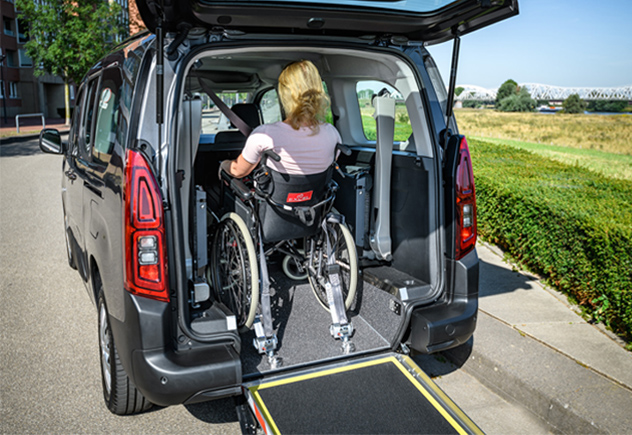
497;87;536;112
470;138;632;340
562;94;587;114
587;100;628;113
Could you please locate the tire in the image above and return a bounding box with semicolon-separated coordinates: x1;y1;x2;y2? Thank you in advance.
282;250;308;281
97;278;152;415
307;221;358;312
210;212;259;331
63;213;77;270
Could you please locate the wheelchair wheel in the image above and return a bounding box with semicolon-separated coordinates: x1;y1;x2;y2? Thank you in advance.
307;221;358;312
210;212;259;330
282;250;308;281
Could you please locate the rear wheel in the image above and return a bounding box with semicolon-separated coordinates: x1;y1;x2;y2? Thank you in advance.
97;276;152;415
210;212;259;330
307;221;358;311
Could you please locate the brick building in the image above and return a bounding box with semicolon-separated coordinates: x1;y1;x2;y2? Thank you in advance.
0;0;141;126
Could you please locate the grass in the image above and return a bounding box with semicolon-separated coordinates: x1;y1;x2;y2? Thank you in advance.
454;109;632;156
467;136;632;181
360;105;413;142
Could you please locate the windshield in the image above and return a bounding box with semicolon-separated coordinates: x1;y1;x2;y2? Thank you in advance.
199;0;459;14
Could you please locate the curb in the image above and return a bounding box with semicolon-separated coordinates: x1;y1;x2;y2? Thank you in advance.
442;312;632;434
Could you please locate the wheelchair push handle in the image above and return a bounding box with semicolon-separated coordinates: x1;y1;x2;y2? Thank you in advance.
261;149;281;166
336;143;352;156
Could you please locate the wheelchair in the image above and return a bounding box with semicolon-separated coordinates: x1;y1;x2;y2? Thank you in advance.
208;149;358;366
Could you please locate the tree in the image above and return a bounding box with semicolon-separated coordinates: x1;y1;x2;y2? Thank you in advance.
455;86;465;97
587;100;627;113
497;87;536;112
562;94;587;114
16;0;124;125
495;79;518;106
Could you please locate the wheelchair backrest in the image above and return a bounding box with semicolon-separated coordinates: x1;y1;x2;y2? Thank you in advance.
258;167;334;243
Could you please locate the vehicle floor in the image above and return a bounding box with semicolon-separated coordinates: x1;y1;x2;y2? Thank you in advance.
241;264;404;377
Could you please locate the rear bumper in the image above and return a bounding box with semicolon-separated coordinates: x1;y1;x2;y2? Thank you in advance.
109;293;242;407
131;345;242;406
409;249;479;353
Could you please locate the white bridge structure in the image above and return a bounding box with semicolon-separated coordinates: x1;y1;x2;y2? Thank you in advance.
456;83;632;101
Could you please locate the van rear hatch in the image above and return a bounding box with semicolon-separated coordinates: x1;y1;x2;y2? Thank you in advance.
242;353;482;434
137;0;518;44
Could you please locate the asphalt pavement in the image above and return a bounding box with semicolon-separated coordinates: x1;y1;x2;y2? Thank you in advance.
2;134;630;434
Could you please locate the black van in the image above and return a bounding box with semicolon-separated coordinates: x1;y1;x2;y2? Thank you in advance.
40;0;518;425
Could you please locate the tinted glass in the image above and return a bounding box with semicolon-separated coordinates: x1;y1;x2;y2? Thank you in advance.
199;0;458;13
82;79;100;158
93;68;123;163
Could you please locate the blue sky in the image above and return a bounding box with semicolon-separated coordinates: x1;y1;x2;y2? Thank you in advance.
427;0;632;89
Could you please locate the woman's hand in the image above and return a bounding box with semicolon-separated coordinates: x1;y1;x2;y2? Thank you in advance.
218;160;232;180
218;155;257;179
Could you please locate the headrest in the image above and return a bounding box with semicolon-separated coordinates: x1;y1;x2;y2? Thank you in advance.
231;103;262;129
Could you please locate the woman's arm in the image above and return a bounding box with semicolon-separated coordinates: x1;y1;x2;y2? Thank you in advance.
219;154;257;179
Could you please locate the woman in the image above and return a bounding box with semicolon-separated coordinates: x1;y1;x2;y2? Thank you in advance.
219;60;341;178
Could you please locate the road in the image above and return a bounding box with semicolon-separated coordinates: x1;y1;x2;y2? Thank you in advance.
0;138;552;434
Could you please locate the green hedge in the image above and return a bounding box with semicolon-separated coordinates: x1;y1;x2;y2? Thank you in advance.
469;138;632;340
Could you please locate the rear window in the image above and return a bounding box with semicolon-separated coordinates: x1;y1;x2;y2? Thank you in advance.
356;81;412;142
217;0;458;13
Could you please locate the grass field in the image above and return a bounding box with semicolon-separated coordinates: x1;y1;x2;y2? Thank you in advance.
454;109;632;156
467;136;632;181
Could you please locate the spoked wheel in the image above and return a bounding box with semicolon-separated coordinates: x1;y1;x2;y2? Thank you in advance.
210;212;259;331
307;221;358;311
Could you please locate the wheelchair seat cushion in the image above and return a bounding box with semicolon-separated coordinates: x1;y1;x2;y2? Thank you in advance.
259;167;333;243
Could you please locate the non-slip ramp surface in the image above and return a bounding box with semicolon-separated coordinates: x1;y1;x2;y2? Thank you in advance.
246;355;481;434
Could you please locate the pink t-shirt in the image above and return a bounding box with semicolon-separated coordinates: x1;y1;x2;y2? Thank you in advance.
241;121;341;175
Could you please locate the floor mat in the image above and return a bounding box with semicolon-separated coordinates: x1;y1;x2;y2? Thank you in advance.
241;272;403;376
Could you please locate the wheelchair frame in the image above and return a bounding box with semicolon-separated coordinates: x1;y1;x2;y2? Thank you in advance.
209;153;359;366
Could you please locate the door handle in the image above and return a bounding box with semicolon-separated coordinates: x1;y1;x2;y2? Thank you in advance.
64;170;77;181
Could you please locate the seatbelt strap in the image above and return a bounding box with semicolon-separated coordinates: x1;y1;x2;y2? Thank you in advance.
257;226;275;339
195;75;253;137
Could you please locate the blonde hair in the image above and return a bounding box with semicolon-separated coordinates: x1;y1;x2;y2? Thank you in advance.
277;60;330;132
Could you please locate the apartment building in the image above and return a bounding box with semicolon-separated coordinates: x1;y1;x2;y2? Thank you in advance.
0;0;138;126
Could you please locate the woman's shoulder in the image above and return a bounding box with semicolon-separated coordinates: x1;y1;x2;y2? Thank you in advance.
319;122;342;141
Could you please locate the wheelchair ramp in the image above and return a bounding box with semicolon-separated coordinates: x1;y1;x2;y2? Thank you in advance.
243;354;482;435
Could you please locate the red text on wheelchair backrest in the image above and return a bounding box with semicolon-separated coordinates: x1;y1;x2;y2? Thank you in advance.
287;191;313;203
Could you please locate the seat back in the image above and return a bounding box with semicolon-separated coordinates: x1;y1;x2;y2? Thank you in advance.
258;167;333;243
213;103;262;150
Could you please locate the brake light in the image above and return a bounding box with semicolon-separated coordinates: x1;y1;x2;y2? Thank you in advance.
455;136;477;260
124;149;169;302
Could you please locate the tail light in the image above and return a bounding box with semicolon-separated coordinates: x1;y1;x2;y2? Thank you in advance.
124;149;169;302
455;136;477;260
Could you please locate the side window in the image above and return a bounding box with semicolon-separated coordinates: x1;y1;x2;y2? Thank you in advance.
423;54;448;117
81;78;100;159
260;89;282;124
356;81;412;142
93;68;123;164
68;86;85;156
